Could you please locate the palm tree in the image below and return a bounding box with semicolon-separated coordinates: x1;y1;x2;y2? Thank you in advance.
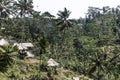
14;0;33;18
57;8;73;31
14;0;34;42
0;0;15;37
0;0;13;18
56;8;74;71
56;8;73;54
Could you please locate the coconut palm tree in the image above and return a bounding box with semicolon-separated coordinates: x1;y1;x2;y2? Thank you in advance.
13;0;34;42
0;0;13;19
57;8;73;31
56;8;73;53
0;0;15;37
14;0;33;18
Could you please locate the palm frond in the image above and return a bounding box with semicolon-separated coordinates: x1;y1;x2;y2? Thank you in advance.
110;54;120;62
89;65;96;74
57;20;63;26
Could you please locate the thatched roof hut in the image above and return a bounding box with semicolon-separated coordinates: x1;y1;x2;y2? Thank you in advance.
47;58;59;67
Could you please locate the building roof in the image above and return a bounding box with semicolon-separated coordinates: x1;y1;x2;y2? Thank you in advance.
19;43;34;47
47;58;59;67
14;43;33;50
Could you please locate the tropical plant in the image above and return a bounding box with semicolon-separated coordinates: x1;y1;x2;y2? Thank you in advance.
0;0;14;19
88;47;120;80
13;0;33;17
0;45;18;72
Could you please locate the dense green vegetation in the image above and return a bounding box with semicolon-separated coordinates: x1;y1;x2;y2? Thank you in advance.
0;0;120;80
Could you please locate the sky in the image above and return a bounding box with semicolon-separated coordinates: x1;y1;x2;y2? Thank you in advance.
33;0;120;19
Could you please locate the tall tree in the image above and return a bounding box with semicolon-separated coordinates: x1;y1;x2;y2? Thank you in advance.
13;0;34;42
0;0;14;19
0;0;15;37
14;0;33;18
57;8;73;31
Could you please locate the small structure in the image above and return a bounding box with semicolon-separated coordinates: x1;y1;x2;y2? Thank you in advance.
14;43;33;50
14;43;28;50
0;38;9;46
73;77;79;80
47;58;59;67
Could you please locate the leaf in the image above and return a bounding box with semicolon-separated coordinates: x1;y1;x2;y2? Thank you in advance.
110;54;120;62
100;65;106;72
57;20;63;26
0;47;6;53
89;65;96;74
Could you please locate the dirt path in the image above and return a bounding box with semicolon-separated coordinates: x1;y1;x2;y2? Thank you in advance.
25;58;40;64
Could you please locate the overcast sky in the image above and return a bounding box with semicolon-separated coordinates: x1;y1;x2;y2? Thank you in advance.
33;0;120;19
